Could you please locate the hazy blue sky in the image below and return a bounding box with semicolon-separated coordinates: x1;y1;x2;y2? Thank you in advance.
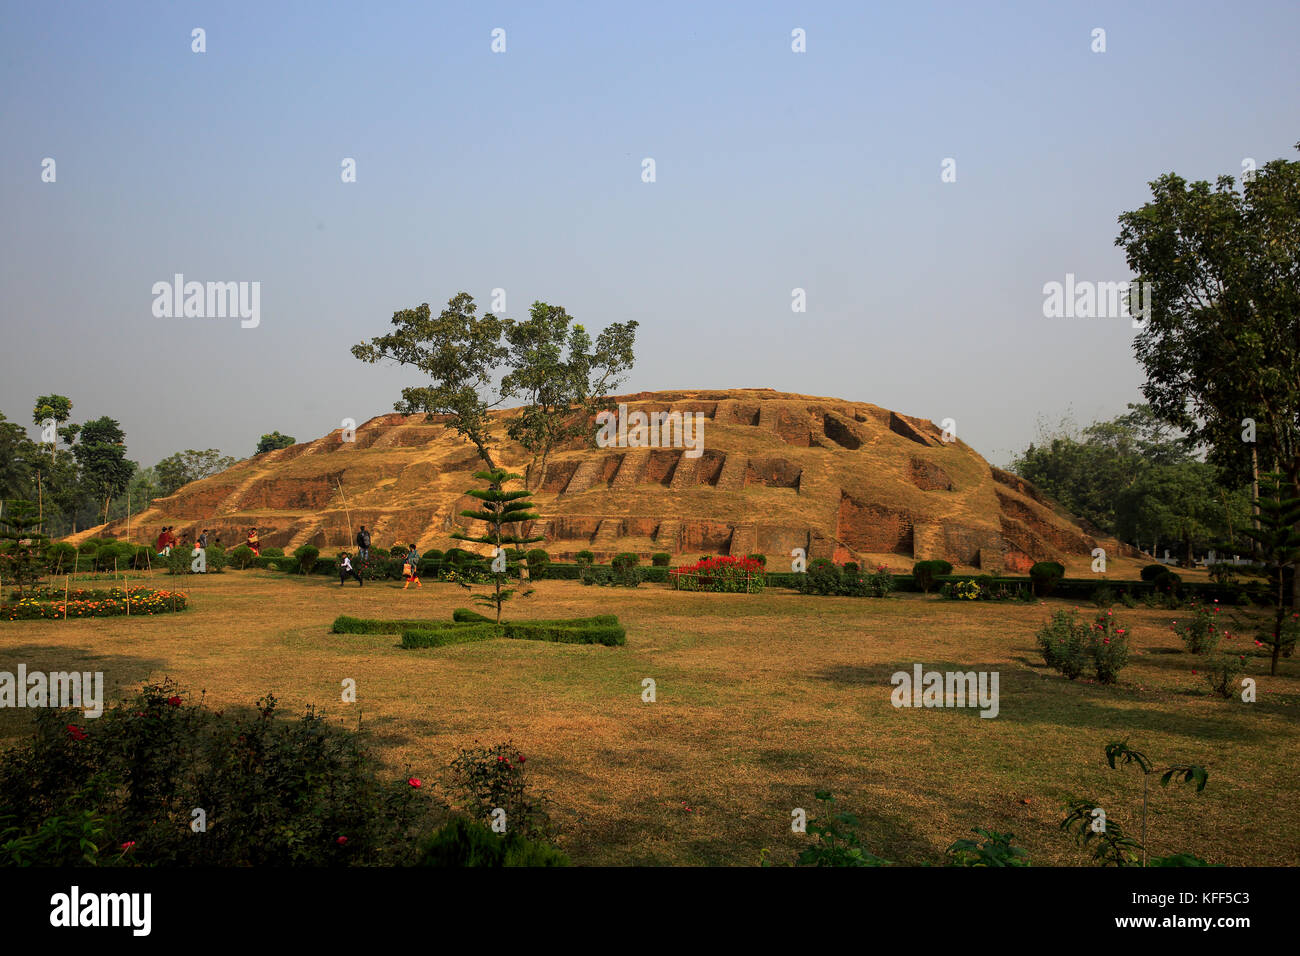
2;0;1297;468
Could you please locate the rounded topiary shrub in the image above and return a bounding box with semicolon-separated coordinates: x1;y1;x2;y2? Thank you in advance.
1029;561;1065;596
912;560;950;595
44;542;77;573
843;561;859;573
1154;569;1182;593
802;558;842;596
612;552;639;569
651;552;671;567
389;544;407;557
293;544;320;574
97;541;136;571
228;544;256;570
1140;563;1169;582
262;546;284;557
575;550;595;567
525;549;550;579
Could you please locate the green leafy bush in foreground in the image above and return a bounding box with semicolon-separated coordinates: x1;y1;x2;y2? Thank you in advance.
0;682;569;868
0;681;439;866
1035;609;1131;683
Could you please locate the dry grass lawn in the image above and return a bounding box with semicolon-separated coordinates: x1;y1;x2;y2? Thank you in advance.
2;569;1297;866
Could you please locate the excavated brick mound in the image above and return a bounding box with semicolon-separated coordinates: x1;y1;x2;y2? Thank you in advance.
69;389;1130;569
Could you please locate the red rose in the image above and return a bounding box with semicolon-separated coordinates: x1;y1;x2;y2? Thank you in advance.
408;777;421;788
67;724;88;741
167;696;182;706
120;841;136;852
337;836;349;845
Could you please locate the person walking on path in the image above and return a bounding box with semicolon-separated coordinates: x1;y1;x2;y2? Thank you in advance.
339;552;363;587
198;529;209;550
247;527;260;556
402;544;422;589
356;525;371;561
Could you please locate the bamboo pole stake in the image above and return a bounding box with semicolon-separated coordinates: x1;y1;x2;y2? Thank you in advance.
63;575;69;620
337;479;353;552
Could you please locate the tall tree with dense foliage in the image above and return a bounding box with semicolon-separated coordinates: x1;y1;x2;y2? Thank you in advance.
255;431;296;456
73;417;135;526
352;291;638;475
500;301;638;487
353;293;509;469
31;395;73;458
1115;142;1300;603
1011;404;1248;559
0;413;37;502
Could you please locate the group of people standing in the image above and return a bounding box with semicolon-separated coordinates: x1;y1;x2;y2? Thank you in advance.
338;527;422;589
154;521;424;591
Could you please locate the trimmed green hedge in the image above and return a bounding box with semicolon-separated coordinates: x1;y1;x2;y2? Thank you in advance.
502;621;626;646
333;615;445;634
401;623;500;648
337;609;627;648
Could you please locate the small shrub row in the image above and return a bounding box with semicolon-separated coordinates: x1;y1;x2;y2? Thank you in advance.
797;560;895;597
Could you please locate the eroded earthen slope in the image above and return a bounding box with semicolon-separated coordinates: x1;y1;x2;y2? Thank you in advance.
75;389;1133;570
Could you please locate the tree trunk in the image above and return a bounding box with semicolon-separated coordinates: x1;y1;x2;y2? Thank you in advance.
1290;467;1300;616
1251;446;1260;532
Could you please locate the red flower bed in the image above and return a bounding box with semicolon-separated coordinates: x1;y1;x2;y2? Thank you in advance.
669;555;765;593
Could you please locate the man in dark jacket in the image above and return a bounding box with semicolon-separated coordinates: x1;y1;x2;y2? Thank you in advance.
356;526;370;561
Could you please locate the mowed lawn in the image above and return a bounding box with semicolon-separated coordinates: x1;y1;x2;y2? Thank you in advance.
2;570;1297;866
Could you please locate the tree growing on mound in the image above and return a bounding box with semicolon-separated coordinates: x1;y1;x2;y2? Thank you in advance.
255;431;295;456
451;469;544;623
351;292;638;478
0;500;49;597
156;449;238;495
499;301;638;487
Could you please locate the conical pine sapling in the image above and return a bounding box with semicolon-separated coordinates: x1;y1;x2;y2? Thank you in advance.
451;469;544;623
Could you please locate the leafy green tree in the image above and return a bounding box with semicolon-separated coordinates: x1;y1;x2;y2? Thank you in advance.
0;413;37;502
1011;404;1246;558
73;417;135;526
1114;460;1226;566
500;301;638;487
353;293;509;469
352;292;638;476
156;449;238;496
29;396;75;532
32;394;72;443
0;499;49;597
451;469;543;623
1242;474;1300;676
45;450;87;535
1116;142;1300;606
255;432;295;456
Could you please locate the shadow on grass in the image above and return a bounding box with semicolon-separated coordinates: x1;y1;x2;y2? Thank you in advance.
0;646;219;741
